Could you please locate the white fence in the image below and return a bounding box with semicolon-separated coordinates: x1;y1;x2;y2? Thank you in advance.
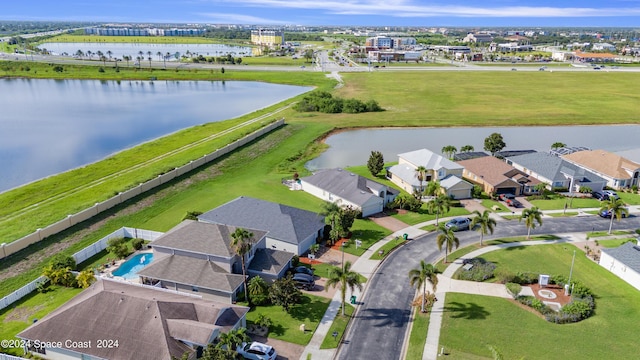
0;119;285;260
0;354;29;360
0;227;164;312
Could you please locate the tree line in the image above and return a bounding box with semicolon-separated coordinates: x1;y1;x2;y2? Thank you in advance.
293;91;383;114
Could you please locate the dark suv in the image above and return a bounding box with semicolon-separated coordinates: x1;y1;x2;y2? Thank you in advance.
292;273;315;290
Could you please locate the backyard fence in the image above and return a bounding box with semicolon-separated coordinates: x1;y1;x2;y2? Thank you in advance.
0;119;285;260
0;353;29;360
0;227;164;312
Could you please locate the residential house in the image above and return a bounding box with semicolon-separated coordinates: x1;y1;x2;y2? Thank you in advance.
198;196;325;255
506;152;607;193
138;220;291;303
18;279;249;360
458;156;541;196
300;168;398;217
599;242;640;292
387;149;473;199
562;150;640;189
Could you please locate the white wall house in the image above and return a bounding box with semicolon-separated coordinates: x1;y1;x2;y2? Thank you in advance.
599;242;640;291
301;168;397;217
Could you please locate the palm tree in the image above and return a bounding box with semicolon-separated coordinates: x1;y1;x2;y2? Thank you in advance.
424;180;442;197
600;198;628;234
461;145;474;153
123;55;130;67
414;165;428;194
321;201;341;244
216;327;250;351
441;145;458;159
231;228;254;303
408;260;438;313
427;194;451;225
520;207;543;239
436;224;459;263
326;261;363;316
106;50;112;60
551;142;566;150
156;51;162;61
471;210;497;247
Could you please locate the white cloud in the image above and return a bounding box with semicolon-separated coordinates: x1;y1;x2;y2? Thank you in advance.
210;0;640;18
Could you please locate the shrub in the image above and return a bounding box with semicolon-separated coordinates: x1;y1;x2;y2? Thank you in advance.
98;67;105;73
183;210;203;221
514;271;538;285
494;268;515;284
131;238;144;251
471;185;483;198
76;269;96;288
506;283;522;299
107;237;130;259
291;255;300;267
48;254;77;271
454;258;496;282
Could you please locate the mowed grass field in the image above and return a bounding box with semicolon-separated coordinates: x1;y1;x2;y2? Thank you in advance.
440;244;640;359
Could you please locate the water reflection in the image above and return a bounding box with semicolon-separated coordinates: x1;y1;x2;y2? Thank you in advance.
306;126;640;170
0;79;311;192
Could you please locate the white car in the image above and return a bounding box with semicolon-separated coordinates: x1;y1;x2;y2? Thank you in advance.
603;190;620;200
236;341;277;360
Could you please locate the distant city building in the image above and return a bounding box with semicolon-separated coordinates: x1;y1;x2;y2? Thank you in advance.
84;27;204;36
251;29;284;46
462;33;494;44
364;36;417;49
592;43;616;52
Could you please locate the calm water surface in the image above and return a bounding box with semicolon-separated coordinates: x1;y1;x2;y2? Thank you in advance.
306;126;640;170
0;79;310;192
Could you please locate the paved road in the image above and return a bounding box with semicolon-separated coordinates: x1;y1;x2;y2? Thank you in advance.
336;215;640;360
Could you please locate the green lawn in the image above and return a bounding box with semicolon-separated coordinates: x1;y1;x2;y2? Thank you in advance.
528;196;601;210
340;219;393;257
245;294;330;345
319;304;355;349
391;206;471;226
406;310;430;360
480;199;508;212
546;211;579;217
618;192;640;205
0;285;83;356
595;238;636;248
306;263;366;284
440;243;640;359
369;239;408;260
588;230;632;238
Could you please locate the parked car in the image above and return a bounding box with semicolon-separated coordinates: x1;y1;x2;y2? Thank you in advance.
506;198;522;208
602;190;620;200
294;266;314;276
599;209;627;219
445;217;471;231
293;273;315;290
236;341;277;360
499;193;515;202
592;192;604;200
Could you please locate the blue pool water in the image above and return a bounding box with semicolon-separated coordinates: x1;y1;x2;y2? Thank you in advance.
112;253;154;280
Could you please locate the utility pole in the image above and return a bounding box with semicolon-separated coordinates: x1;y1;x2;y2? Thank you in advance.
566;250;576;296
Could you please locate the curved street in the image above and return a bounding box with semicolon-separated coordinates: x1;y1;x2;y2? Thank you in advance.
336;215;640;360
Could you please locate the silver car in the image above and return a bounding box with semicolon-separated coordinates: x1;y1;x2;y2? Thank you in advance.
236;341;277;360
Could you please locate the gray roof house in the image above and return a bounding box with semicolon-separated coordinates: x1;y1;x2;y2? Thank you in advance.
387;148;472;199
300;168;398;217
506;152;607;193
139;220;291;303
600;242;640;291
18;279;249;360
199;196;324;256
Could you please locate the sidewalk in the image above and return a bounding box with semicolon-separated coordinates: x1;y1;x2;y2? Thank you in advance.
422;234;586;360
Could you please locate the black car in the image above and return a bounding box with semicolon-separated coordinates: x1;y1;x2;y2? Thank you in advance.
592;192;604;200
292;273;315;290
507;199;522;208
294;266;314;276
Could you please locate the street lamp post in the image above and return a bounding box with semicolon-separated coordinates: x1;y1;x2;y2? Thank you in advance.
566;250;576;296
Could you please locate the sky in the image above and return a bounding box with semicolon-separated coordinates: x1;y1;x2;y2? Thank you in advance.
4;0;640;27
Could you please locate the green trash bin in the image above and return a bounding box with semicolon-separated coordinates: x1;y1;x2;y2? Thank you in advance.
350;295;357;304
403;233;409;240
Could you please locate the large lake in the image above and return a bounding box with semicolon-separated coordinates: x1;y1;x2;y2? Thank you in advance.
0;79;311;192
38;42;253;60
306;125;640;170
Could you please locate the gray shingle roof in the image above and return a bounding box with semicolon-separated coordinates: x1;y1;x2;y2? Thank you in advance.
387;164;422;187
151;220;267;258
18;280;249;360
198;197;324;245
248;248;293;275
398;148;463;170
138;255;245;293
602;242;640;274
301;168;386;208
507;152;607;184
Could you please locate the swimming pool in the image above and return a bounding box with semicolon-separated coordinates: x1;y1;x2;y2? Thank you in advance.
111;253;154;280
